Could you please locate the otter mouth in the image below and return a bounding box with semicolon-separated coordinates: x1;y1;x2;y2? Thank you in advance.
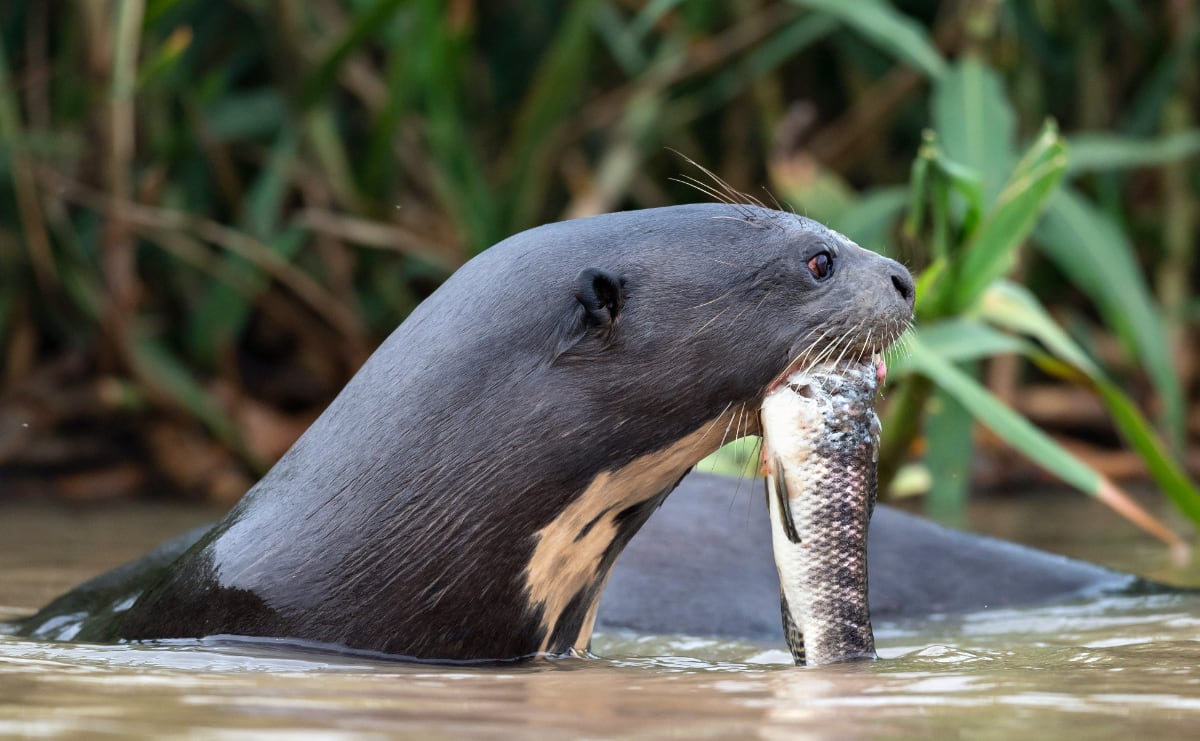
766;352;888;396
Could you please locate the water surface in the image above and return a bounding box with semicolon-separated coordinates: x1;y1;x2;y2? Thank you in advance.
3;494;1199;738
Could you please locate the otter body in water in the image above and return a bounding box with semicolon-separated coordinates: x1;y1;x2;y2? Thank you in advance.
15;204;914;662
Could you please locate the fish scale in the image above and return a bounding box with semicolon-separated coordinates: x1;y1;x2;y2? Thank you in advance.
761;362;880;666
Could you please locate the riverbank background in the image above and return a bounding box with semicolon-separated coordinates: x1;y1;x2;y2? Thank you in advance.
0;1;1196;533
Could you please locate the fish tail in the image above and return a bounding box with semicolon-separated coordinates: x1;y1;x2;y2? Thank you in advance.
780;589;806;665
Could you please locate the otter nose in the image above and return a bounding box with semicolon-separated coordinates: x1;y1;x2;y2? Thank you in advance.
889;267;915;307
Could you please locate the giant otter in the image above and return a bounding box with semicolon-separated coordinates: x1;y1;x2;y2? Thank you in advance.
14;204;915;661
17;472;1147;653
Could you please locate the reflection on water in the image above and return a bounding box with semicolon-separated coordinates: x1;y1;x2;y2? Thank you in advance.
3;497;1200;738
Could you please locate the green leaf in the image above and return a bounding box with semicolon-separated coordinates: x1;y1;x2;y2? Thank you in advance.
506;0;598;233
306;106;363;211
136;27;192;90
593;1;648;76
979;281;1200;525
951;122;1066;311
630;0;687;41
186;228;306;367
903;135;934;238
204;90;287;142
410;0;498;250
1092;382;1200;525
929;146;986;225
907;308;1187;549
186;129;303;365
245;128;300;238
678;14;838;125
889;321;1026;375
789;0;946;79
931;56;1016;202
905;332;1103;494
1065;130;1200;175
298;0;406;109
1036;188;1185;447
911;256;945;317
923;386;973;522
979;281;1100;376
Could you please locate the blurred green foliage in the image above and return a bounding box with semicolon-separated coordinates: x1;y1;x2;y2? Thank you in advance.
0;1;1197;523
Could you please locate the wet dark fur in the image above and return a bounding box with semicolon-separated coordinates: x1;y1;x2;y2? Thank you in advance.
16;204;913;662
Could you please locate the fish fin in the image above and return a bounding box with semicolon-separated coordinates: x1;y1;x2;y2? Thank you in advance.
770;457;801;545
780;589;806;666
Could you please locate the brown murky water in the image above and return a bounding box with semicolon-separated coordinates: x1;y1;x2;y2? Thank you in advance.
3;491;1200;739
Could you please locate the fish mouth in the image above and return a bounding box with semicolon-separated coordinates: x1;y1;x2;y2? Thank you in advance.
766;318;909;398
758;351;884;481
766;352;887;397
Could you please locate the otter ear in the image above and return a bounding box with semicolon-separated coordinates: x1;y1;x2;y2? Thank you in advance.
574;268;626;329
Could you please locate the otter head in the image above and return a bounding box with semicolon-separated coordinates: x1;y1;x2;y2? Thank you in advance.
544;204;913;438
501;204;912;656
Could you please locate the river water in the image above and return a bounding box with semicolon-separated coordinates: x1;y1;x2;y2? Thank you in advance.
2;492;1199;739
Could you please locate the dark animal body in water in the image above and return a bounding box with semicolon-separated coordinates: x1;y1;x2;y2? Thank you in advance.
16;472;1147;654
598;473;1147;644
15;203;915;662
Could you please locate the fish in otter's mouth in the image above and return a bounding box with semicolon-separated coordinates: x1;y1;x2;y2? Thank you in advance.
760;356;884;666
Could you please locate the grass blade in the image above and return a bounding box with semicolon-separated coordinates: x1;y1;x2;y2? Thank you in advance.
130;335;259;470
789;0;946;79
1066;130;1200;176
506;0;598;233
904;332;1187;556
889;321;1026;371
931;56;1015;202
981;281;1200;527
951;122;1066;311
1036;188;1185;447
298;0;406;110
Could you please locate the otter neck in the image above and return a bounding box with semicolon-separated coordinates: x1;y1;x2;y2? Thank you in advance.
522;406;752;655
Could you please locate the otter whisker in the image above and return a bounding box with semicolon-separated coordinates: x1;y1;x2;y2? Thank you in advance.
806;330;844;369
701;402;739;455
724;401;754;515
699;401;737;445
762;185;786;214
691;288;737;310
711;215;761;226
671;173;736;205
690;304;733;338
754;285;775;312
671;175;743;211
676;156;758;208
783;327;829;374
668;150;760;219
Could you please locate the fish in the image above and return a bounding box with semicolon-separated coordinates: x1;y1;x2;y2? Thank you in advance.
760;359;882;666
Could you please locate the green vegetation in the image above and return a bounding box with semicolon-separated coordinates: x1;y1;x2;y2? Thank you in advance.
0;2;1196;539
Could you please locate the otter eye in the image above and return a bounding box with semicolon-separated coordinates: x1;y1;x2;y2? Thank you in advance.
807;251;832;280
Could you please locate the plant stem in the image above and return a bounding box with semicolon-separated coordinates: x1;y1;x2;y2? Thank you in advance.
878;374;933;496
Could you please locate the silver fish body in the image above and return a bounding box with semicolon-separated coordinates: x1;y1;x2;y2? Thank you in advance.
761;361;880;666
